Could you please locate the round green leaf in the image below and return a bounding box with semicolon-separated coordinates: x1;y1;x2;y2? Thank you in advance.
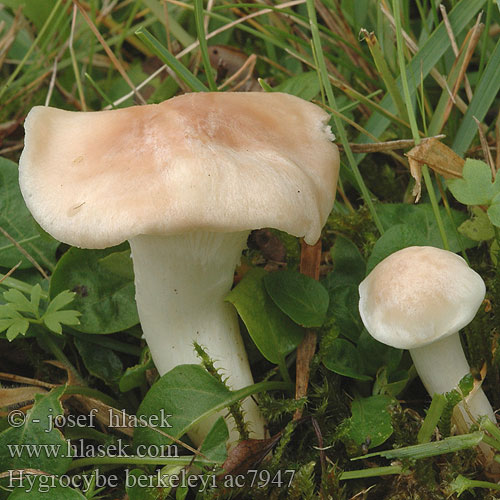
347;395;395;449
226;268;304;364
49;246;139;334
263;270;329;327
322;338;371;381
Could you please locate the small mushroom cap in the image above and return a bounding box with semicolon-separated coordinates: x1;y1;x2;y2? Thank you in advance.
19;92;339;248
358;246;486;349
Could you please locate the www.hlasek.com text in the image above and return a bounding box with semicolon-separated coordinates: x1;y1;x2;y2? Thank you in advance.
7;468;297;494
8;439;179;459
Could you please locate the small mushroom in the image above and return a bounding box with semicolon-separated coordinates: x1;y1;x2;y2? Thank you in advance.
19;92;340;446
358;246;495;428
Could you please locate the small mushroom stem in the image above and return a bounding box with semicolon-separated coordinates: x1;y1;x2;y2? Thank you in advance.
129;230;267;446
409;333;496;426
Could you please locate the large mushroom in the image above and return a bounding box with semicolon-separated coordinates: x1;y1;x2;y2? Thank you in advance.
358;246;495;428
19;92;340;446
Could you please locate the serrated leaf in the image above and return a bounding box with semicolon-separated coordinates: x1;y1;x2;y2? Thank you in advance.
30;284;42;314
43;310;80;334
3;288;35;315
263;270;329;327
0;304;23;319
43;315;63;334
448;159;500;206
6;318;29;341
45;290;76;314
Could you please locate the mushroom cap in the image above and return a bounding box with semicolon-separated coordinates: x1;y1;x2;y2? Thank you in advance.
358;246;486;349
19;92;339;248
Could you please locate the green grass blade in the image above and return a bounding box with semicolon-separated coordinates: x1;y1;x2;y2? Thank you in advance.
355;432;484;461
417;393;447;444
340;465;403;480
393;0;449;250
194;0;217;91
355;0;487;159
452;38;500;156
0;0;64;102
363;31;408;126
305;0;384;234
135;28;209;92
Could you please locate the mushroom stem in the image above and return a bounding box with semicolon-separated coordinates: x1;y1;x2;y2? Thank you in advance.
409;333;496;426
129;230;266;446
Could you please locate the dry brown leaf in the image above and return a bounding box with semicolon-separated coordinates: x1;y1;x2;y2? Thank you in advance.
220;434;281;477
406;138;464;202
0;386;47;407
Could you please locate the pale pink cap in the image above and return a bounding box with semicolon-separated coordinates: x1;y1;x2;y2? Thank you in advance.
19;92;340;248
358;246;486;349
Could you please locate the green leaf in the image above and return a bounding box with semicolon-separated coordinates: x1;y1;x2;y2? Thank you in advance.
49;246;139;334
356;330;402;377
347;395;395;449
263;270;329;327
134;364;287;448
6;318;29;341
1;0;58;30
458;207;495;241
366;224;428;274
133;365;231;448
119;348;155;392
322;338;371;381
328;236;366;288
125;468;162;500
487;192;500;228
43;310;80;334
45;290;76;314
356;432;484;461
322;283;362;341
3;288;35;315
0;158;58;270
367;202;476;273
200;417;229;463
97;250;135;280
226;268;304;364
74;337;123;384
30;284;42;314
273;71;322;100
7;478;87;499
0;386;72;474
447;159;500;206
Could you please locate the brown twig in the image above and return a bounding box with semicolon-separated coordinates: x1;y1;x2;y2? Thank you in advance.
293;239;322;421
